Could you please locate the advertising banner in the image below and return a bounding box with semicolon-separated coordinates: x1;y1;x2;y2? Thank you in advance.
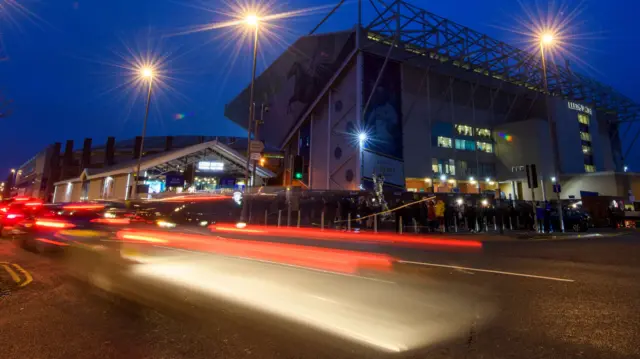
225;32;355;147
165;174;185;187
361;53;404;188
363;53;403;160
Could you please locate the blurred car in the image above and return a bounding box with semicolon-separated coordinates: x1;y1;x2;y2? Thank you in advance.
0;197;48;237
12;201;134;253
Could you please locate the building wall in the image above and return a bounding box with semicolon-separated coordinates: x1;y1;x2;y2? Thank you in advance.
112;175;129;200
88;180;102;200
297;60;360;191
494;119;555;181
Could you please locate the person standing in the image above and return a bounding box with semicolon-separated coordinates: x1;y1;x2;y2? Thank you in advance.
435;199;445;233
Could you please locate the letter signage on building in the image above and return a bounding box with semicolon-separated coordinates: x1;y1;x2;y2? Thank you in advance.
567;101;593;115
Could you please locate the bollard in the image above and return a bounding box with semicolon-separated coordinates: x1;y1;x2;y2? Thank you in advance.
321;211;325;230
399;216;403;234
454;216;458;233
509;216;513;230
475;218;479;232
347;213;351;232
484;217;489;232
277;210;282;227
297;210;301;228
464;217;468;231
413;218;418;233
493;216;497;231
374;214;378;233
265;209;268;226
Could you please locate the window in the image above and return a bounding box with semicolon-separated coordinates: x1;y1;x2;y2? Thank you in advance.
455;139;475;151
580;132;591;142
431;158;439;174
479;163;495;178
578;113;590;125
432;158;455;175
476;128;491;138
437;136;452;148
457;160;470;176
584;164;595;173
582;145;592;154
455;124;474;136
477;141;493;153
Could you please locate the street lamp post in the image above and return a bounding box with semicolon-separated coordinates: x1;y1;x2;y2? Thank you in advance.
540;33;565;232
240;15;260;224
132;67;154;200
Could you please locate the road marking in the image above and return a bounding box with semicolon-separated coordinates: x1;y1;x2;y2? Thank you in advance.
11;263;33;287
2;264;21;283
399;260;575;282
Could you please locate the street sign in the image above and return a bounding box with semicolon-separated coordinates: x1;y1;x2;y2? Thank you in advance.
552;184;561;193
249;140;264;153
250;152;261;160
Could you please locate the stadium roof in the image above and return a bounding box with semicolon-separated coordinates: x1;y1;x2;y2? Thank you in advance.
366;0;639;123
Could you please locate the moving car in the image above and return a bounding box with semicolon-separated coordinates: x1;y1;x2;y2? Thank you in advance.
0;197;47;237
12;201;132;253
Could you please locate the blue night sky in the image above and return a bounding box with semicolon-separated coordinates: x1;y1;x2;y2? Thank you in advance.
0;0;638;174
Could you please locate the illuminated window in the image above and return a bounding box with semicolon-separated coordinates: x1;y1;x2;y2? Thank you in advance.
578;113;590;125
580;132;591;142
584;165;595;173
455;124;474;136
455;139;476;151
431;158;439;173
437;136;452;148
432;158;455;175
477;142;493;153
582;145;592;154
476;128;491;138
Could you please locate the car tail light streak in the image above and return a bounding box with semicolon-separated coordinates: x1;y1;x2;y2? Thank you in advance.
7;213;23;219
90;218;131;225
63;204;105;210
115;229;395;274
210;224;483;250
35;219;76;229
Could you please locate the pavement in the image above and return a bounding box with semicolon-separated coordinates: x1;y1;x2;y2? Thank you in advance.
1;230;639;359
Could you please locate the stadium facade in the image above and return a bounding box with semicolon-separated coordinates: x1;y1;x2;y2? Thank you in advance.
225;0;640;201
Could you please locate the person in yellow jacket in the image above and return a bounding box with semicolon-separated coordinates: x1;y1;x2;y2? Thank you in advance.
435;199;446;232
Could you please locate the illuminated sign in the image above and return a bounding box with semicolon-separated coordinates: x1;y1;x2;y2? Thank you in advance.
568;102;592;115
197;161;224;171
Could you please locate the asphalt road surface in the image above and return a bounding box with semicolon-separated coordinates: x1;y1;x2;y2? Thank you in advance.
1;231;639;359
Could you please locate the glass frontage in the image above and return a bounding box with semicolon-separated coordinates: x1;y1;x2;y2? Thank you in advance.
437;136;453;148
455;139;475;151
455;124;474;136
476;141;493;153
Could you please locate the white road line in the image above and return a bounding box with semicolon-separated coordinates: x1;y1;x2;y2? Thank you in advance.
399;260;575;282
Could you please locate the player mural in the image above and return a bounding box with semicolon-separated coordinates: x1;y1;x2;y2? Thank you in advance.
362;53;405;188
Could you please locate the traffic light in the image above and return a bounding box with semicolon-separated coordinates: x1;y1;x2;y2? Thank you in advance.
525;164;538;189
293;155;304;180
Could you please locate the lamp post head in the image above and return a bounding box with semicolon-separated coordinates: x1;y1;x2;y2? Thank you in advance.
245;14;259;26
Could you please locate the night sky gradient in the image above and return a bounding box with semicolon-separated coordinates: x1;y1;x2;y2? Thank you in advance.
0;0;638;174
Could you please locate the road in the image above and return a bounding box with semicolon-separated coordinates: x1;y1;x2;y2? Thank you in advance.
1;231;639;359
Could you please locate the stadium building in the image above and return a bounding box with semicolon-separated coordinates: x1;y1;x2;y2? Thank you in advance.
225;0;640;201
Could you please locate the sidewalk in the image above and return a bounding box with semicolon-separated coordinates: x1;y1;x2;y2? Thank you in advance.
433;228;633;242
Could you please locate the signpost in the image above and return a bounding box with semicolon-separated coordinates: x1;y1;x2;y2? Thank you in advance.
249;140;264;153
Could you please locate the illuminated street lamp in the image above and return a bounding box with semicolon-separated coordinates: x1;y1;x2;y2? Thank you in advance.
240;13;262;225
539;30;565;232
132;65;155;200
